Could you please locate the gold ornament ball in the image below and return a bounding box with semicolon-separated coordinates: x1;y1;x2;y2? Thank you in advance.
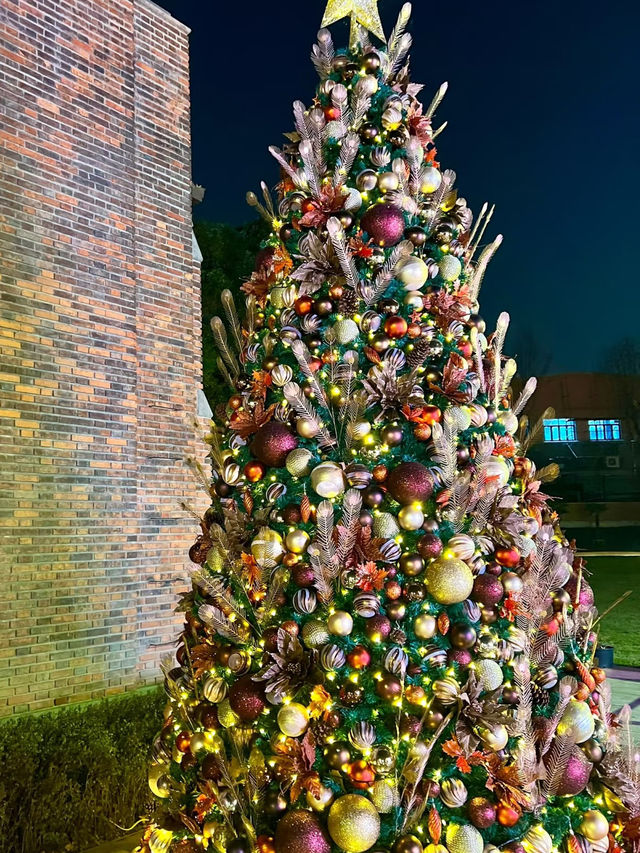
413;613;437;639
425;556;474;604
203;676;228;703
148;763;171;798
311;461;346;498
285;528;310;554
522;825;553;853
333;318;360;344
370;779;398;813
445;824;484;853
297;417;320;438
302;619;331;648
557;700;595;743
398;505;425;531
328;610;354;636
278;702;310;737
327;794;381;853
478;723;509;751
372;511;400;538
307;784;335;811
474;659;504;692
251;527;285;569
148;828;174;853
438;254;462;282
579;810;609;842
217;698;240;728
286;448;314;477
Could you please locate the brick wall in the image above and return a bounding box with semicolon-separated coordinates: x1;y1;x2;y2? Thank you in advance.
0;0;205;715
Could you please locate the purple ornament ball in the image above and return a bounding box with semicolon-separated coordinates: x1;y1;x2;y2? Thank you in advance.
417;533;443;560
387;462;433;504
448;648;472;667
472;573;504;607
565;574;595;608
275;810;331;853
361;204;406;246
228;675;266;722
555;752;593;795
251;422;298;468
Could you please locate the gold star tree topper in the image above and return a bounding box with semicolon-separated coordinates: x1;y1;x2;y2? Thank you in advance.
321;0;386;50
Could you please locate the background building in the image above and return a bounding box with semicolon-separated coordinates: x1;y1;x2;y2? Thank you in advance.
528;373;640;549
0;0;205;716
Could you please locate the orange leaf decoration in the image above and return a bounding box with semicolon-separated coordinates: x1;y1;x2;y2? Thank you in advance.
565;834;581;853
300;494;312;523
575;658;596;692
243;488;254;516
437;612;450;635
428;806;442;844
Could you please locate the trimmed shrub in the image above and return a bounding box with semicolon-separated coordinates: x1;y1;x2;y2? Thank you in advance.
0;686;164;852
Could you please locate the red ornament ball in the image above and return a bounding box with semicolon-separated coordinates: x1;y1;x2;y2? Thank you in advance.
348;759;376;788
228;675;266;722
472;573;504;607
421;405;441;425
361;204;406;246
275;810;331;853
468;796;497;828
496;547;521;568
292;565;315;587
384;316;408;339
244;460;266;483
387;462;434;504
347;645;371;669
448;648;472;667
497;802;521;827
251;422;298;468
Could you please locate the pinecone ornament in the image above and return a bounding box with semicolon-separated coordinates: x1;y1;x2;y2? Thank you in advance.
338;287;360;317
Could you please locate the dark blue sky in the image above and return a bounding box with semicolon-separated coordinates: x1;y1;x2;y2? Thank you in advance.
157;0;639;375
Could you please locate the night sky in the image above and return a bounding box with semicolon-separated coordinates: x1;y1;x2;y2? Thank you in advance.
157;0;639;375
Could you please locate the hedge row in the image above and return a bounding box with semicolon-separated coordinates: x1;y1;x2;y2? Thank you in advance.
0;686;164;853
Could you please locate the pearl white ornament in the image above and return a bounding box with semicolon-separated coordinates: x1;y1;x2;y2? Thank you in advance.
478;724;509;751
378;171;400;192
439;254;462;282
398;504;424;531
251;527;285;568
501;572;524;595
311;461;346;498
396;256;429;290
297;417;320;438
499;410;519;433
333;318;360;344
447;534;476;561
558;700;595;743
441;778;468;808
307;784;335;811
484;456;511;486
404;291;424;309
420;166;442;194
328;610;353;636
277;702;310;737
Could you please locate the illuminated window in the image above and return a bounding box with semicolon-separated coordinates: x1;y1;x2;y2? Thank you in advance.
543;418;577;442
588;419;621;441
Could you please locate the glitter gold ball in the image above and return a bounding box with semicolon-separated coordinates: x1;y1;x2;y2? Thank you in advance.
445;824;484;853
327;794;381;852
425;556;474;605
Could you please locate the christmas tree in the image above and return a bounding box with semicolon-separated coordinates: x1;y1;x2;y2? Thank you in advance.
140;4;640;853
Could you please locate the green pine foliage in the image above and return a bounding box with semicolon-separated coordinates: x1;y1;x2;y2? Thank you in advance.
195;220;269;405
